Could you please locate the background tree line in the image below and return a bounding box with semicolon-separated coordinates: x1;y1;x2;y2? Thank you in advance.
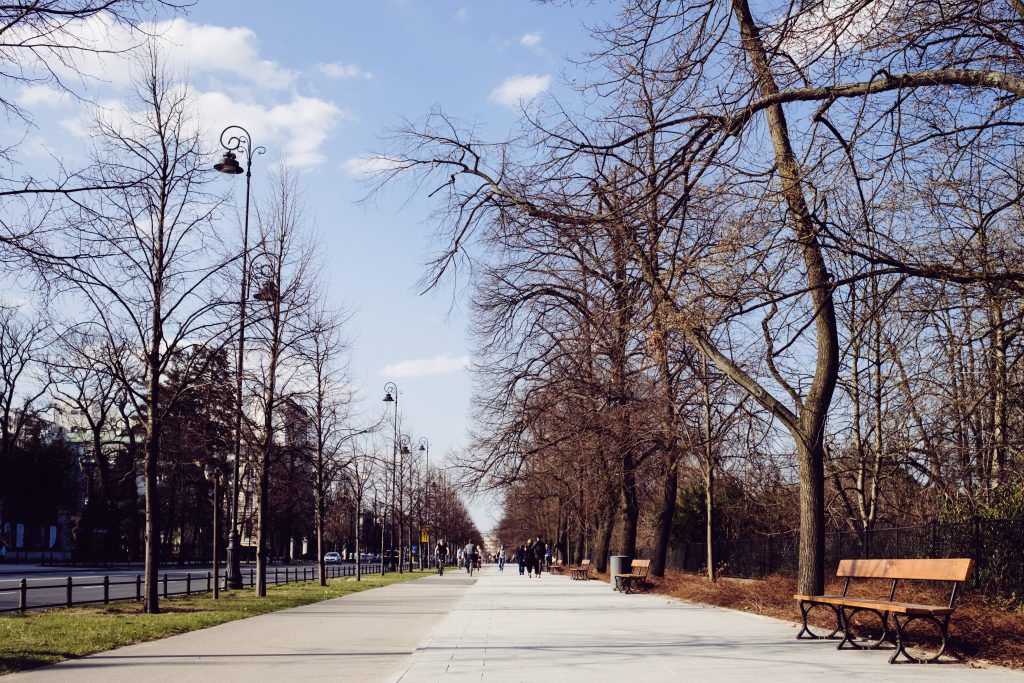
0;1;481;613
372;0;1024;595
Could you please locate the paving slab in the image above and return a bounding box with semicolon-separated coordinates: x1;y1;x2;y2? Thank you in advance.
6;566;1022;682
5;573;473;682
394;568;1023;682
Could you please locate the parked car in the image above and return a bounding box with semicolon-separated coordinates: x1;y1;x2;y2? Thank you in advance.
324;551;341;564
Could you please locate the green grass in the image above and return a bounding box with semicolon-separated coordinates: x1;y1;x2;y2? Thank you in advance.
0;569;431;675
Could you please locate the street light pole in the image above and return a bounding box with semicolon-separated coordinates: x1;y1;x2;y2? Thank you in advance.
418;438;429;570
204;463;220;599
398;435;411;572
215;125;265;590
382;383;398;574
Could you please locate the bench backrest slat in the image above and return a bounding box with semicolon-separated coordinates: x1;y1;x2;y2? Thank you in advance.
631;559;651;576
836;558;972;582
581;559;591;567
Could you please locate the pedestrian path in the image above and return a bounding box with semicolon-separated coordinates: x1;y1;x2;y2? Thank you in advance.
395;567;1021;682
6;574;474;682
6;567;1022;681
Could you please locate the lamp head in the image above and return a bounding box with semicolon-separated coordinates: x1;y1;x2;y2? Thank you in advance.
214;151;244;175
383;392;394;402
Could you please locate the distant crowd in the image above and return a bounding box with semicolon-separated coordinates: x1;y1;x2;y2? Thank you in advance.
430;536;556;578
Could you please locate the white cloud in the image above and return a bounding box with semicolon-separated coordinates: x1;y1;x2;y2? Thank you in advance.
342;155;407;177
196;91;347;168
381;354;470;378
489;74;551;107
16;85;71;108
317;62;374;80
14;17;343;169
28;17;296;91
157;20;297;89
520;32;542;48
454;8;468;23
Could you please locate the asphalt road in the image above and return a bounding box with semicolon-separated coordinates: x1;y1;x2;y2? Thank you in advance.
0;562;379;612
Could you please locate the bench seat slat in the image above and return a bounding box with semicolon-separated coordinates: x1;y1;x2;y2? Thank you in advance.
794;594;954;615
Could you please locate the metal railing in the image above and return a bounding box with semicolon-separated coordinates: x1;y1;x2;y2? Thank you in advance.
0;562;383;613
664;516;1024;602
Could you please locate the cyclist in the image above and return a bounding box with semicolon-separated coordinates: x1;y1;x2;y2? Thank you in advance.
435;537;449;576
463;541;477;575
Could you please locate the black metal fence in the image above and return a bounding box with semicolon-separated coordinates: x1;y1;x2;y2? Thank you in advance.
665;517;1024;601
0;562;383;613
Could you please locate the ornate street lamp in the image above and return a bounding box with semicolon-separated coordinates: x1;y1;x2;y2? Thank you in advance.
215;125;265;589
399;435;411;572
203;462;221;599
418;438;429;569
382;382;398;574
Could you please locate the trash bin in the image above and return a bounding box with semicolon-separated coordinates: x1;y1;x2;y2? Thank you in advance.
609;555;631;591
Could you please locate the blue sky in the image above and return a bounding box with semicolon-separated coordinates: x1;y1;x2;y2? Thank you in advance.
7;0;615;532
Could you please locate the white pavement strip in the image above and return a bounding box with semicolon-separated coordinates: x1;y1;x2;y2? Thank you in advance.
6;576;472;683
394;568;1023;683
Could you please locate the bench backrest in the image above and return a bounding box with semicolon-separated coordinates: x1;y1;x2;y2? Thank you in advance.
631;559;651;576
581;559;591;567
837;558;973;582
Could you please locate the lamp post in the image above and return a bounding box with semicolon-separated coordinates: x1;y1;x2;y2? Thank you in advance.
382;383;398;574
215;125;266;590
418;438;429;569
398;435;411;572
203;462;221;599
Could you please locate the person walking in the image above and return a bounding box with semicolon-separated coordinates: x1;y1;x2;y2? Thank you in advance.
498;545;506;572
531;537;546;578
435;537;449;576
545;542;553;571
517;543;527;575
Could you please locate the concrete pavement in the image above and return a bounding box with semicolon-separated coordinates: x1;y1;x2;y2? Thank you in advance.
6;566;1022;681
5;573;474;682
394;567;1020;682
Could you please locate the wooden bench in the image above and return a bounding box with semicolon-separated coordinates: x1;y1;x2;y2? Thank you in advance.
570;558;591;581
794;558;973;664
614;559;651;594
549;560;566;575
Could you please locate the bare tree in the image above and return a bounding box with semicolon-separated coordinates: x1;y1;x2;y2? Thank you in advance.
53;46;230;613
0;306;51;460
246;168;318;597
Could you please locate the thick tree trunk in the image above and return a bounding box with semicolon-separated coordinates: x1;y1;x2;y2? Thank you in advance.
143;423;160;613
621;455;640;559
651;459;677;577
796;440;826;594
593;501;615;573
705;459;716;582
732;0;839;597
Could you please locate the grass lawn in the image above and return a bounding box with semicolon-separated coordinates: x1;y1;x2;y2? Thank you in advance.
0;568;431;675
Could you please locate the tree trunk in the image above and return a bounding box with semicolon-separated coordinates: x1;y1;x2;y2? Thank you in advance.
621;454;640;559
732;0;839;596
651;458;677;577
705;458;716;583
593;500;615;573
796;440;826;594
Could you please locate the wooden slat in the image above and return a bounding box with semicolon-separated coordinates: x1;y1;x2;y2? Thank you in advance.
835;558;972;581
794;594;953;615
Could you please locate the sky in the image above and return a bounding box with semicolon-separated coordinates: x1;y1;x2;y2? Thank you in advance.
6;0;617;533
